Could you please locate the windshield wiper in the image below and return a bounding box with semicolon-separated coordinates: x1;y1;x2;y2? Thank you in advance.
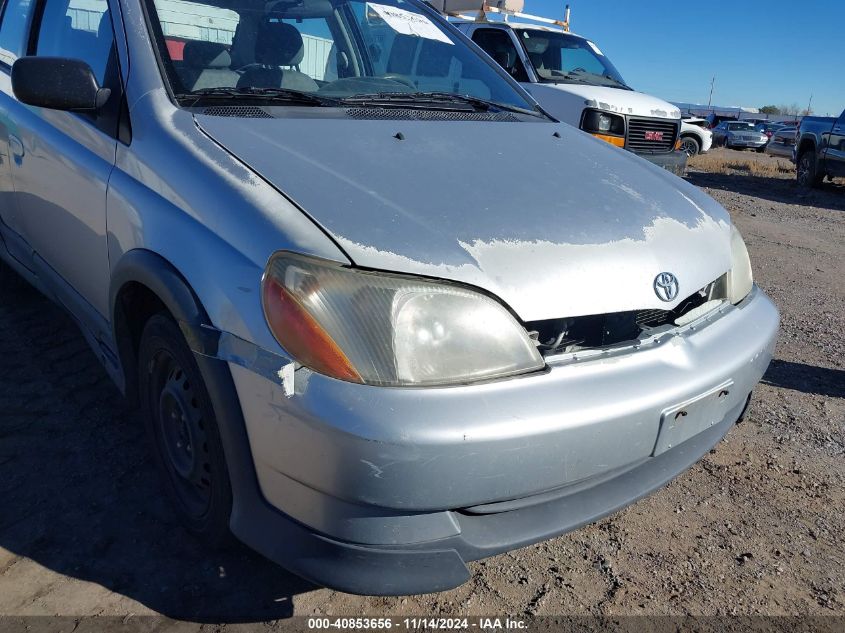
176;86;342;107
341;91;540;116
600;75;633;90
555;69;632;91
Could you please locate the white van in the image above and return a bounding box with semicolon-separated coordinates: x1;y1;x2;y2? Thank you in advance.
441;1;687;173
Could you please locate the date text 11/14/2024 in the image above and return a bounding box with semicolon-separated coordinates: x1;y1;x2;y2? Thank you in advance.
307;618;528;630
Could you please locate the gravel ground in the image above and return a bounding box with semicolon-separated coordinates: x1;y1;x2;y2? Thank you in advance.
0;148;843;625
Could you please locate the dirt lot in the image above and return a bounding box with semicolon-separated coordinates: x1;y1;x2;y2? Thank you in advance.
0;148;843;625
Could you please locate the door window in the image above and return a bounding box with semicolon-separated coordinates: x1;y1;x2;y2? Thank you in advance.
0;0;34;66
471;28;528;82
32;0;121;137
35;0;115;85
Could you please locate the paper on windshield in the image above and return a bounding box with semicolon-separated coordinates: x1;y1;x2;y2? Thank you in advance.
368;3;453;45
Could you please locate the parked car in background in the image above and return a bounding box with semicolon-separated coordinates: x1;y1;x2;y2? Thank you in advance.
712;121;769;151
0;0;778;596
755;122;785;141
795;109;845;188
680;118;713;156
445;2;687;174
765;127;797;159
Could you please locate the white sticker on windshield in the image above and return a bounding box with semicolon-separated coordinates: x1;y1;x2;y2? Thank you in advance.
367;3;453;45
586;40;604;56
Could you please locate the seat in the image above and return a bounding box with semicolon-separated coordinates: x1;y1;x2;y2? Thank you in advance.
237;20;318;92
182;41;239;91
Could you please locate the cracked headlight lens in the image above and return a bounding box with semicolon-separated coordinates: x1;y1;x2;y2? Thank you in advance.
727;225;753;304
262;253;544;386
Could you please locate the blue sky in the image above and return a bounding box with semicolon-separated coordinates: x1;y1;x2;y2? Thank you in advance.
520;0;844;116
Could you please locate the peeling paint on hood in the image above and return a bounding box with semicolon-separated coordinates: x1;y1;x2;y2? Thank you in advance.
195;115;730;320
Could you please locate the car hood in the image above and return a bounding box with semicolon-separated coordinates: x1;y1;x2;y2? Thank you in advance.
196;114;731;321
527;83;681;119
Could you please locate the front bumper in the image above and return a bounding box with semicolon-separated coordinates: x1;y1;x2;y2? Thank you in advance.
728;139;767;149
637;149;688;175
227;287;778;594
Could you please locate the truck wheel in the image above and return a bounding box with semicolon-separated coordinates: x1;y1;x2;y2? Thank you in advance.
138;313;233;546
797;151;823;189
679;136;700;157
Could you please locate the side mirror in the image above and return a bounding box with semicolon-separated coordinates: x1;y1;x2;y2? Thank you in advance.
11;57;111;112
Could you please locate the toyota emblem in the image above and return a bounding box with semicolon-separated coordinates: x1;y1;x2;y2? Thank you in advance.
654;272;679;302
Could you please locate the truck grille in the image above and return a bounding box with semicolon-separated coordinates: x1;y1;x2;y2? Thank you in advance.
627;118;679;153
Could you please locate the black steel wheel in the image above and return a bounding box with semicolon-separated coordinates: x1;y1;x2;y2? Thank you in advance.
139;313;232;545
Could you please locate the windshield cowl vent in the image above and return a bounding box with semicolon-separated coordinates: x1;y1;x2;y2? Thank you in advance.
202;106;273;118
345;107;519;122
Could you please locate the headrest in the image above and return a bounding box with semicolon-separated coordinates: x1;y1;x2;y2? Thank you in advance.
183;41;232;69
97;9;111;40
256;19;304;66
521;34;549;54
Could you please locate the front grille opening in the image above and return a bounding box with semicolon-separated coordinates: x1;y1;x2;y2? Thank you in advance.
627;117;679;154
528;275;727;356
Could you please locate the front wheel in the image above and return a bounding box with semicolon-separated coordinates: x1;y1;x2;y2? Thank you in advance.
797;151;823;189
679;136;700;157
138;313;233;546
756;146;766;153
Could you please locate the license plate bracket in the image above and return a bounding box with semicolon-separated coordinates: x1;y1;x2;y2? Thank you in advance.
653;380;734;456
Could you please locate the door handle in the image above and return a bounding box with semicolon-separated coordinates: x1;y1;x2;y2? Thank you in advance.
8;134;24;161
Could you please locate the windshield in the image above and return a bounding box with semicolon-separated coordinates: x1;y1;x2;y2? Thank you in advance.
145;0;537;112
728;122;756;131
516;29;629;89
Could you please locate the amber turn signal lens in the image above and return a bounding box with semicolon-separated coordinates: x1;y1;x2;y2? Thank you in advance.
592;133;625;148
262;276;362;383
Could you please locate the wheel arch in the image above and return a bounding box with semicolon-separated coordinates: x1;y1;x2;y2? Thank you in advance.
797;136;816;158
109;248;266;538
110;249;215;405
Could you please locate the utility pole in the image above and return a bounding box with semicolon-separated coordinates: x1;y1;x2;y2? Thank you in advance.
707;75;716;111
805;94;813;116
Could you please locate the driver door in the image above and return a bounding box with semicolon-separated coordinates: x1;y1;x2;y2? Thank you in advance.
7;0;121;317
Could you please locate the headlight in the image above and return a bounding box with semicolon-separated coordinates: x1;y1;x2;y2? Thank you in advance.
581;109;625;136
262;253;544;386
727;226;753;304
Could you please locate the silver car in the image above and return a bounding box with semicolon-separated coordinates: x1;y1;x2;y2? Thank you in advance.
766;126;798;159
712;120;769;151
0;0;778;595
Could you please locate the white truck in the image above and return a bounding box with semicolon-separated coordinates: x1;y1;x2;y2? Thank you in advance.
436;0;687;174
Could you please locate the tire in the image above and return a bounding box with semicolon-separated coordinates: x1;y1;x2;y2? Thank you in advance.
138;312;233;546
679;135;700;157
797;151;823;189
756;145;766;153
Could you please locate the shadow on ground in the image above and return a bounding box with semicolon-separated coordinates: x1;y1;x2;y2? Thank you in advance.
0;281;315;622
762;359;845;399
685;171;845;211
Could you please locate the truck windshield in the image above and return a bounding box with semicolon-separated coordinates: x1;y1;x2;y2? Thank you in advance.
145;0;538;112
517;29;629;90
